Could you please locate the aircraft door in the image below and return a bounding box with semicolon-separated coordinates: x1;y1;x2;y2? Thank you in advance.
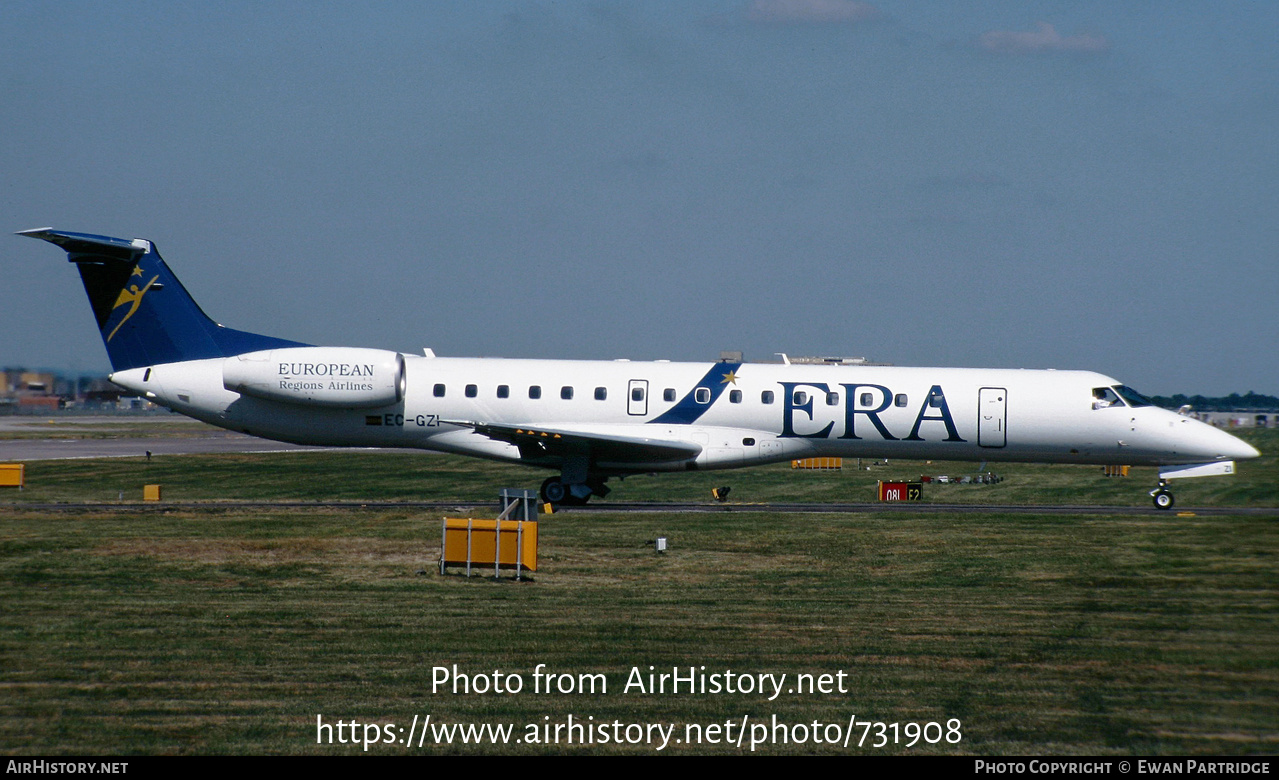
978;387;1007;448
628;380;648;416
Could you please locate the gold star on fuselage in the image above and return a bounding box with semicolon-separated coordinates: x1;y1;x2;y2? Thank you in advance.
721;370;738;384
131;265;143;277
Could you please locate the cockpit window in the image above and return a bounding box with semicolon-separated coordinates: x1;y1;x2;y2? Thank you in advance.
1092;387;1123;409
1112;385;1153;408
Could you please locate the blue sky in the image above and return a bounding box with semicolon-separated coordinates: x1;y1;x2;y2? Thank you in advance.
3;1;1275;395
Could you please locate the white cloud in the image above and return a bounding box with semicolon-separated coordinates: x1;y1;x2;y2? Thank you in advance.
978;22;1109;54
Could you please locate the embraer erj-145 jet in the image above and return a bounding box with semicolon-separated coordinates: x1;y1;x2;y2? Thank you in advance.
22;228;1259;508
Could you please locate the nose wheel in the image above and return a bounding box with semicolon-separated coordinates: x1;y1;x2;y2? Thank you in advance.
1150;480;1175;510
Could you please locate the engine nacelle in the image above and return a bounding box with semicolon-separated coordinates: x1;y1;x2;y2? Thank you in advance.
223;347;405;408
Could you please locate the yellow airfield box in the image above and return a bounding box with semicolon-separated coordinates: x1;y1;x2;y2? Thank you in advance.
143;484;162;502
441;517;538;576
792;457;843;470
0;464;25;488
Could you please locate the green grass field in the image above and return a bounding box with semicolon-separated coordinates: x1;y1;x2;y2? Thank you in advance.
1;427;1275;754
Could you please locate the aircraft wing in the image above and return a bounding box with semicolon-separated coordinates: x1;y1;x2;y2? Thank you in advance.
445;420;702;465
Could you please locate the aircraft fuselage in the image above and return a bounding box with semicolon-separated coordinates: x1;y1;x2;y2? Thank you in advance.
109;354;1256;475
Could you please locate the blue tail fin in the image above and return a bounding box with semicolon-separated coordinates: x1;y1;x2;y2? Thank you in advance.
20;228;308;371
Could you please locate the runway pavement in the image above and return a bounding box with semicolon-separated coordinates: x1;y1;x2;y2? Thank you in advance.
0;434;343;461
0;415;340;460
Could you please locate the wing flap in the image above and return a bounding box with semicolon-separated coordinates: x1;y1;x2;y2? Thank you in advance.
446;420;701;465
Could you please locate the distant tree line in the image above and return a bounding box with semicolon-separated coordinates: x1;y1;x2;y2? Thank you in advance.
1150;392;1279;411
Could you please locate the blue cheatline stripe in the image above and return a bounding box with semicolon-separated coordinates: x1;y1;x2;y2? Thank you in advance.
648;362;742;425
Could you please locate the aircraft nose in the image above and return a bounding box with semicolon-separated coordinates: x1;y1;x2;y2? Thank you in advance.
1196;422;1260;461
1228;435;1261;460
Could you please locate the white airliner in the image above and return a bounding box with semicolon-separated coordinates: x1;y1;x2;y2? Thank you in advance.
21;228;1259;508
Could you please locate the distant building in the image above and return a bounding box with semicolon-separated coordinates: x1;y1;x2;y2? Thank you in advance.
0;367;149;414
2;368;60;413
1190;411;1275;429
2;369;56;395
16;396;62;412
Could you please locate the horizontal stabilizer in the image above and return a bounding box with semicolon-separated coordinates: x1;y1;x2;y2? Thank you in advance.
17;228;150;261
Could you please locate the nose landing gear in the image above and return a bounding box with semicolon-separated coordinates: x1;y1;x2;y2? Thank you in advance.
1150;479;1175;510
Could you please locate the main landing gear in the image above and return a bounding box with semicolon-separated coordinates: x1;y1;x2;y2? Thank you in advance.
540;476;610;507
1149;479;1175;510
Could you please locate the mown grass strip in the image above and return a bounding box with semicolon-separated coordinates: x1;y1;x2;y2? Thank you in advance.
2;501;1275;755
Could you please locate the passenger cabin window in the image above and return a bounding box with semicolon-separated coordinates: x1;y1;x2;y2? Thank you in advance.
529;386;541;399
632;387;645;402
761;390;775;404
561;386;574;400
895;394;908;407
826;392;839;406
433;383;446;398
465;384;477;398
928;392;944;408
742;437;755;446
861;392;874;406
794;391;808;406
594;387;607;401
497;385;509;399
664;388;676;402
695;387;711;404
729;389;742;403
1092;387;1123;409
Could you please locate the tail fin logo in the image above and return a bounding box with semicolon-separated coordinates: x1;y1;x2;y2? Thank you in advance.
106;269;160;342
